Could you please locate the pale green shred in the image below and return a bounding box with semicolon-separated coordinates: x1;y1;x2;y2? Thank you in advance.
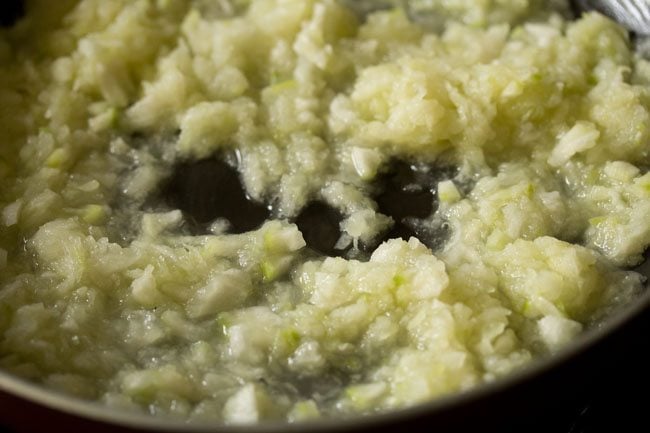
0;0;648;424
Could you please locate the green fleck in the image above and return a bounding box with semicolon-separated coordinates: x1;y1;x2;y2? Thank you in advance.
263;231;276;251
81;204;106;225
438;180;461;203
525;183;536;198
288;400;320;422
265;79;297;96
45;148;69;169
487;229;510;251
278;328;301;353
588;216;606;226
261;260;279;281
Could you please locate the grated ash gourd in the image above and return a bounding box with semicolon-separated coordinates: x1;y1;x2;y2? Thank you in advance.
0;0;648;424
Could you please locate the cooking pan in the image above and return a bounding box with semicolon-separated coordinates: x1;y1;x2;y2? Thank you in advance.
0;1;649;432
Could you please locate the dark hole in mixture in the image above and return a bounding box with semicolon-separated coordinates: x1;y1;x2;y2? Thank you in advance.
373;160;458;250
158;155;457;255
294;201;346;257
0;0;25;27
159;156;270;234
